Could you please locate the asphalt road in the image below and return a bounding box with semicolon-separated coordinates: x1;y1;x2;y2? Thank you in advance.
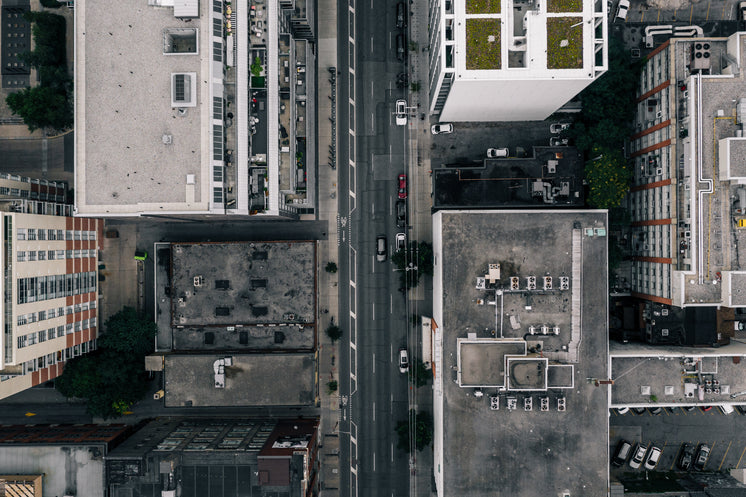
336;0;414;495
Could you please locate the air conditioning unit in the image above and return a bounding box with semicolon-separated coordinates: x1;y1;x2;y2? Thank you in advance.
656;168;663;176
656;110;663;119
691;42;711;71
683;90;689;97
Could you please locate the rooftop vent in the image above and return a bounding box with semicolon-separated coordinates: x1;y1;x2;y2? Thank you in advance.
559;276;569;290
215;280;230;290
540;397;549;411
193;275;203;287
506;398;517;411
162;134;173;145
557;397;566;412
524;397;533;411
250;278;267;289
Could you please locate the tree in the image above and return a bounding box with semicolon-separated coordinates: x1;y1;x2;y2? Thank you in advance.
6;85;72;132
325;262;338;273
584;146;631;209
395;410;434;452
327;380;338;394
55;307;156;419
409;358;431;387
325;323;343;343
251;56;263;77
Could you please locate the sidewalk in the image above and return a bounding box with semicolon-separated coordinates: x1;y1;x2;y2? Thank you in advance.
316;0;341;492
407;0;436;495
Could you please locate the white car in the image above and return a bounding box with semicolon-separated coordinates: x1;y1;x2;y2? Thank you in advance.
395;100;407;126
431;123;454;135
629;444;647;469
644;446;661;470
399;348;409;373
550;122;571;134
550;137;569;147
616;0;630;21
395;232;406;251
487;148;509;158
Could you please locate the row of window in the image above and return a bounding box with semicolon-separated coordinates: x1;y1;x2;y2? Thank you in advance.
15;341;95;376
16;301;96;326
16;229;97;241
17;249;97;262
17;272;97;305
16;318;96;349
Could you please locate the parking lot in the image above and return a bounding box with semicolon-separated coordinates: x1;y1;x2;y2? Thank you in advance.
612;0;740;23
610;407;746;474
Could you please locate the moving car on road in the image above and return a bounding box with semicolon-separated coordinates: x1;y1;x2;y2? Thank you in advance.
376;235;387;262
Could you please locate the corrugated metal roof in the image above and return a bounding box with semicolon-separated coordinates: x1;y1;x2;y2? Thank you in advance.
173;0;198;18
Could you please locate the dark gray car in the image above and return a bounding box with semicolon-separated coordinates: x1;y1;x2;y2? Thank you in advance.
396;200;406;228
396;2;406;29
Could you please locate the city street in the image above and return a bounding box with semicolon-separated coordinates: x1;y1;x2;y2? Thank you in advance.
335;0;418;494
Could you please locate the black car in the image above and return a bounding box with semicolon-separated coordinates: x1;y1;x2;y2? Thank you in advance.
396;200;406;228
678;443;694;471
396;2;406;29
736;405;746;415
396;34;406;62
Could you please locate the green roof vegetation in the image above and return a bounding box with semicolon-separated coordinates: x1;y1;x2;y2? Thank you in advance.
547;0;582;13
466;19;502;70
466;0;501;14
546;17;583;69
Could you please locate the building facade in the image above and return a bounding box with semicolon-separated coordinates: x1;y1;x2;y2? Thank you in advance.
75;0;315;218
629;32;746;308
426;0;607;121
0;173;67;204
0;200;102;400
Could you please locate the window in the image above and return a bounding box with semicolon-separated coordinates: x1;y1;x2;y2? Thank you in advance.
56;325;63;337
17;336;26;349
56;250;65;260
38;251;46;261
65;230;72;241
213;124;223;160
66;250;73;259
17;314;27;326
48;250;55;260
213;96;223;120
27;229;36;240
171;72;197;107
48;308;56;318
16;228;25;240
48;229;56;240
38;229;46;241
66;323;72;335
212;41;222;62
27;333;36;345
16;251;25;262
213;17;223;37
38;310;46;321
28;251;36;262
74;230;81;241
213;0;222;12
90;230;97;241
56;229;63;240
38;329;46;342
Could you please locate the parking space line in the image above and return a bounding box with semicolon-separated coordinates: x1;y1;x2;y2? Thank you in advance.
670;442;684;470
706;0;711;20
689;5;694;23
640;9;645;22
673;8;677;20
736;445;746;469
657;8;660;22
722;2;728;19
719;441;732;471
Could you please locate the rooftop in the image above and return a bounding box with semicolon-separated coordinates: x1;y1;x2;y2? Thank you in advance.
169;241;316;328
433;147;584;209
609;342;746;407
433;210;609;497
163;353;316;407
75;0;211;214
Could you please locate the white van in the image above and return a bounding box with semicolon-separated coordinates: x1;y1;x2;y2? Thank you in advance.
720;404;735;415
487;148;509;158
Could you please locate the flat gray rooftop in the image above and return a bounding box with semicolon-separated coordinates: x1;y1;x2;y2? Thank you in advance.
164;353;316;407
436;210;609;497
75;0;210;214
170;241;316;327
610;349;746;407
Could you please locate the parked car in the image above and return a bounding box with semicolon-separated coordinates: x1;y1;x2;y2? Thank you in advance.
720;404;735;415
487;148;509;158
694;444;710;470
398;174;407;199
376;235;387;262
701;405;713;412
736;405;746;415
683;405;696;412
396;232;406;251
629;444;647;469
396;2;406;29
431;123;454;135
396;33;406;61
550;137;569;147
678;443;694;470
650;406;663;415
632;407;646;415
395;100;407;126
616;0;630;20
398;348;409;373
644;446;662;470
612;439;632;467
616;407;630;415
550;122;571;134
396;200;406;228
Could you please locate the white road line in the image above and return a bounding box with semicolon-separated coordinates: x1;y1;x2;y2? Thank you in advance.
371;82;374;99
389;32;392;49
372;256;375;273
390;344;393;362
372;303;375;321
390;294;393;313
389;144;392;159
373;452;376;471
372;201;375;214
373;352;376;374
371;113;374;129
391;444;394;461
373;402;376;421
370;36;374;53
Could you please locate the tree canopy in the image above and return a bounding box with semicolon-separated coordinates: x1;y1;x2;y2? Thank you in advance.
395;410;434;453
55;307;157;419
6;86;71;132
584;146;632;209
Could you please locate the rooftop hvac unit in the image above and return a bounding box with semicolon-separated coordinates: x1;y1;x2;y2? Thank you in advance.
193;275;203;287
528;325;537;335
553;326;560;335
656;168;663;176
476;277;486;290
543;276;552;290
510;277;520;291
527;276;537;290
560;277;570;290
490;396;500;410
656;111;663;119
691;42;711;71
524;397;533;411
541;325;549;335
507;398;517;410
540;397;549;411
557;397;566;412
662;308;669;316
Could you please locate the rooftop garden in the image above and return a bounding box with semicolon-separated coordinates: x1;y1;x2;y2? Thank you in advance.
466;0;501;14
466;19;502;70
547;0;583;13
546;17;583;69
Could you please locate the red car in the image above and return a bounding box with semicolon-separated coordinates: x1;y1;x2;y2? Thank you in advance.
398;174;407;199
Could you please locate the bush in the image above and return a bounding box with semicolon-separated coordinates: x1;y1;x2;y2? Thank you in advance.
325;262;338;273
327;380;338;394
325;324;343;343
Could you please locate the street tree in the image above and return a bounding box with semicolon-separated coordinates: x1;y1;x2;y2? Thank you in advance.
395;410;434;452
6;86;71;132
